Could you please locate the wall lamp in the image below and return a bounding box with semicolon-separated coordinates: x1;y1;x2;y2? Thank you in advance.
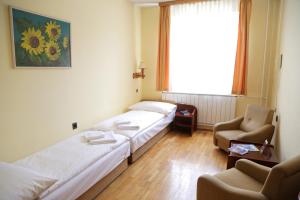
133;61;146;79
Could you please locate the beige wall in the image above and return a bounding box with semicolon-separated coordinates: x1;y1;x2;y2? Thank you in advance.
140;0;280;116
274;0;300;160
0;0;141;162
141;7;161;100
134;5;142;74
239;0;281;114
265;0;282;109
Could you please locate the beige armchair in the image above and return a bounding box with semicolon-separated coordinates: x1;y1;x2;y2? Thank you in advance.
213;104;275;151
197;155;300;200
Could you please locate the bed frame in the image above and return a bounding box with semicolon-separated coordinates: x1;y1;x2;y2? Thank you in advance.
128;125;171;163
77;159;128;200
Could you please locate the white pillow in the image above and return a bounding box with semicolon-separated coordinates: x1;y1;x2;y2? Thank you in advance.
129;101;177;115
0;162;57;200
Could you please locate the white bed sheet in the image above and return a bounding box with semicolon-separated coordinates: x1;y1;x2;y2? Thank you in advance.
39;141;130;200
93;110;175;153
93;110;165;139
15;132;129;200
129;110;175;152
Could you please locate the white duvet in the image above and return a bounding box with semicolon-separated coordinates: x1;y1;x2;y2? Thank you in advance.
93;110;165;139
15;132;128;196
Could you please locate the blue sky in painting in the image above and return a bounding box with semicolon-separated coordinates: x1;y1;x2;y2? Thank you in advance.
12;8;70;42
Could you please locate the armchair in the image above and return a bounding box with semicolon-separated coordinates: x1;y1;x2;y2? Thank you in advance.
197;155;300;200
213;104;275;151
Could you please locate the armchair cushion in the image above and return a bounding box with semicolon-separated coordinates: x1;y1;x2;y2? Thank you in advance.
215;168;263;192
215;130;244;151
240;104;274;132
213;117;244;146
197;175;267;200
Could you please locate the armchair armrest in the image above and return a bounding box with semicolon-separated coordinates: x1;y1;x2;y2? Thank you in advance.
214;116;244;132
213;116;244;145
235;159;271;183
236;124;275;144
197;175;268;200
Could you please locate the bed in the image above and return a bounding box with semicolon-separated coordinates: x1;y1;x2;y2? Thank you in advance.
0;101;175;200
14;132;130;200
93;101;176;163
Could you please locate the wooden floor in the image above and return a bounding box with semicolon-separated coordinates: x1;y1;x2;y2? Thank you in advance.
95;130;227;200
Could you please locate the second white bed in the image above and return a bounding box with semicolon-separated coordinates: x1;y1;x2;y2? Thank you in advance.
93;110;175;153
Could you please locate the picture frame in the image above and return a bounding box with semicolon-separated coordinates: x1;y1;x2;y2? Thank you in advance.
9;6;72;68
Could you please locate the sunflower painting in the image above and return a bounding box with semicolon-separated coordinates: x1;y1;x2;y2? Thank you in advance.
10;7;71;67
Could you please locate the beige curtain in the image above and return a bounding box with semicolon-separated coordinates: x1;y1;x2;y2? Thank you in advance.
156;5;170;91
232;0;252;95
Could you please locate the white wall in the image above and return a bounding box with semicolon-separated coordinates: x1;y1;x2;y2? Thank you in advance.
0;0;141;162
276;0;300;160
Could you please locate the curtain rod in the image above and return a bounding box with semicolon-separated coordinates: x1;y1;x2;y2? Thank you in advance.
159;0;207;7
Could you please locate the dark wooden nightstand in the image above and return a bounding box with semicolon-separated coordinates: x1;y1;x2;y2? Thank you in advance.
227;140;279;169
173;103;197;135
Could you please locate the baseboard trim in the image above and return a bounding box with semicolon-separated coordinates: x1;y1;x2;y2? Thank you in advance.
197;124;213;131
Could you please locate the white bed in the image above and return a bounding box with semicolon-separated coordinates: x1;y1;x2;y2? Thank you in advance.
93;110;175;153
2;101;175;200
129;110;175;152
15;132;130;200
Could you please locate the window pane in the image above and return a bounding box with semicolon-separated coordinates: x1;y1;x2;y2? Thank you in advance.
170;0;239;95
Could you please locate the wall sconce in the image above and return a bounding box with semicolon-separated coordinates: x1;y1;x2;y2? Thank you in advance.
133;61;146;79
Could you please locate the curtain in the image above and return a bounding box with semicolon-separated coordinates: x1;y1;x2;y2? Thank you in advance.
232;0;252;95
156;5;170;91
169;0;239;95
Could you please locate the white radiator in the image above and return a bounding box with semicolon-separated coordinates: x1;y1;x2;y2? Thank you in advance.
162;92;237;126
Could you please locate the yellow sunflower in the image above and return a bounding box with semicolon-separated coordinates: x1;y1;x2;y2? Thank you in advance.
45;21;61;40
63;36;69;49
21;27;45;55
45;40;61;61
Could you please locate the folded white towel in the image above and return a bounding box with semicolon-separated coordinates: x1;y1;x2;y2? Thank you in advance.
117;124;140;130
84;131;105;141
88;131;117;145
114;120;131;126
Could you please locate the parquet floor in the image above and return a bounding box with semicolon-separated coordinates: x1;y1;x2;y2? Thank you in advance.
95;130;227;200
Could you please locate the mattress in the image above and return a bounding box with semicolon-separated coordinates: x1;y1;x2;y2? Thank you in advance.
15;132;129;200
93;110;175;152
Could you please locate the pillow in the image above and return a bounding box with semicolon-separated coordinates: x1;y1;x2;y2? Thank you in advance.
0;162;57;200
129;101;177;115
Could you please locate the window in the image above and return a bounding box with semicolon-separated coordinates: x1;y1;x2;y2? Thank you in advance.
169;0;239;95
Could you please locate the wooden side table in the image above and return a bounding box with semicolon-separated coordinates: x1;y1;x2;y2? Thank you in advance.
173;103;197;135
227;140;279;169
